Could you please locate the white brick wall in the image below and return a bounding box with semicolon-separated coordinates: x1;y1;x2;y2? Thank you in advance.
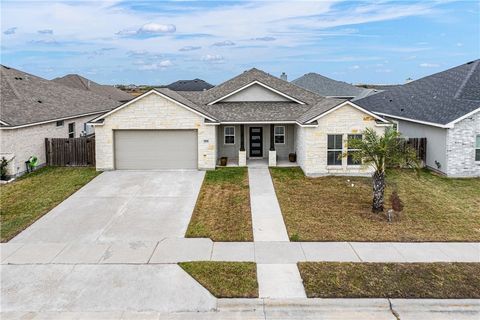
94;92;217;171
295;104;386;176
0;114;98;176
445;111;480;177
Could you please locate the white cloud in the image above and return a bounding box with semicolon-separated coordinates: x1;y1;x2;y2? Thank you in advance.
202;54;224;62
419;63;439;68
212;40;235;47
251;36;276;41
138;60;173;70
350;65;360;70
179;46;201;52
456;42;463;47
37;29;53;34
3;27;17;35
138;23;176;34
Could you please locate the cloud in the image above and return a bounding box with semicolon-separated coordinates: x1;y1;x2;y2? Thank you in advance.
37;29;53;34
212;40;235;47
127;50;149;57
179;46;201;52
138;60;173;70
251;36;276;41
29;39;58;45
138;23;176;34
350;65;360;70
116;23;176;37
3;27;17;35
419;63;439;68
202;54;224;63
456;42;463;47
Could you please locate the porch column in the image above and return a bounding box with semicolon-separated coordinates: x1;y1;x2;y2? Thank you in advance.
239;124;246;166
269;124;277;166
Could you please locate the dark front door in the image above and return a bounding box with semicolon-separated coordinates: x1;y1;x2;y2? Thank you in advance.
249;127;263;157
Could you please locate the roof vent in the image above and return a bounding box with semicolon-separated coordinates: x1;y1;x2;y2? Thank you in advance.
14;77;23;80
400;108;404;112
466;60;474;65
3;66;11;70
389;99;393;102
37;100;43;103
280;72;287;81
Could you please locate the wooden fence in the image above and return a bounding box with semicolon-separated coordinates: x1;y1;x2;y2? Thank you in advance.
404;137;427;164
45;137;95;167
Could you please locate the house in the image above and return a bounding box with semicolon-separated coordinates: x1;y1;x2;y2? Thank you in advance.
355;60;480;177
292;72;377;100
90;68;390;176
0;65;120;177
163;78;214;91
53;74;133;102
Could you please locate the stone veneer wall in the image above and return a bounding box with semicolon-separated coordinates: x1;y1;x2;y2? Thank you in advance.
0;114;99;176
94;92;216;171
445;111;480;177
295;104;386;176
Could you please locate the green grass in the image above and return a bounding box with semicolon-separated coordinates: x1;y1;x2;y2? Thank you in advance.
185;167;253;241
179;261;258;298
0;166;101;242
270;167;480;241
299;262;480;298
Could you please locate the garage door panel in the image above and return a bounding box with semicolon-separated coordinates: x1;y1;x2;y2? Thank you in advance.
114;130;197;170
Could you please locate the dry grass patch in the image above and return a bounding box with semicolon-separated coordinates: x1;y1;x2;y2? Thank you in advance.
186;167;252;241
0;166;101;242
299;262;480;298
179;261;258;298
270;167;480;241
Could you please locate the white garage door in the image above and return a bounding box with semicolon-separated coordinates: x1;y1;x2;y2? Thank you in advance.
114;130;198;170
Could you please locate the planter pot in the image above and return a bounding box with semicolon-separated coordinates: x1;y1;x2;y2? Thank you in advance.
289;153;297;162
220;157;228;166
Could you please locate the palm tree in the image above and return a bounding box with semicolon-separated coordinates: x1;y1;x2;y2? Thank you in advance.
345;128;419;213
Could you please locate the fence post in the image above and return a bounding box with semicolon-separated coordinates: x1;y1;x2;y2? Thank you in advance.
44;138;50;166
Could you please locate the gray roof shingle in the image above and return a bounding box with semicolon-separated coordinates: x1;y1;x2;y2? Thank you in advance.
163;78;214;91
355;60;480;126
292;73;370;98
53;74;133;102
1;65;120;127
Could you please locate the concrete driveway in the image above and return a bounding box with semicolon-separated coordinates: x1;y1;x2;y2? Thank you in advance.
11;170;205;243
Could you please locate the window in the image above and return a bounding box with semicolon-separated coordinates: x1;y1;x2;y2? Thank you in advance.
347;134;362;165
224;126;235;144
68;122;75;138
327;134;343;165
274;126;285;144
56;120;64;127
476;135;480;161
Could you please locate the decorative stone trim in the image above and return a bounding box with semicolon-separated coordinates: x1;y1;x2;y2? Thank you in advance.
269;150;277;166
239;151;246;166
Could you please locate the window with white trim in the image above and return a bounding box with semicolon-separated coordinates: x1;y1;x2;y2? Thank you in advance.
68;122;75;138
224;126;235;144
327;134;342;165
274;126;285;144
347;134;362;165
476;134;480;161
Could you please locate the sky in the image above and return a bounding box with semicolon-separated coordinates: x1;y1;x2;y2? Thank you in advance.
1;0;479;86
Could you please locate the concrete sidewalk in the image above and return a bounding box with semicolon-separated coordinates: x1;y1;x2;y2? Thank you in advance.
2;298;479;319
248;167;289;241
2;240;478;264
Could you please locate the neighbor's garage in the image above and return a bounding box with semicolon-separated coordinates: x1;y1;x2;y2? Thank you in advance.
114;130;198;169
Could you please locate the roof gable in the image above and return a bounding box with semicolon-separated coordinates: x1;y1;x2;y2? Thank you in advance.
292;73;367;97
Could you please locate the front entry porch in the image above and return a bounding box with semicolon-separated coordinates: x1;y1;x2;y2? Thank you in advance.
217;123;297;167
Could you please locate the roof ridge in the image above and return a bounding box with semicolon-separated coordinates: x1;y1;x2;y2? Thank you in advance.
454;60;479;99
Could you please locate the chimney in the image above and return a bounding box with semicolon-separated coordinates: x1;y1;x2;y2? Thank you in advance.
280;72;287;81
87;80;91;88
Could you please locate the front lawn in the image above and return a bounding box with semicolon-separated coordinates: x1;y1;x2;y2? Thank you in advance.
179;261;258;298
299;262;480;298
270;167;480;241
0;166;101;242
185;167;253;241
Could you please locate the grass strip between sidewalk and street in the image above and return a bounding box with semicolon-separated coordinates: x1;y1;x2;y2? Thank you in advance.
0;166;101;242
179;261;258;298
298;262;480;298
185;167;253;241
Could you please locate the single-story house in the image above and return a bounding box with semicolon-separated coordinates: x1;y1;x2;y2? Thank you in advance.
53;74;134;102
162;78;214;91
355;59;480;178
90;68;390;176
0;65;120;177
292;72;377;100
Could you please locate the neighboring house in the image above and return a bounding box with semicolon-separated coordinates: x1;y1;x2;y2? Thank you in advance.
0;65;120;177
356;60;480;177
163;78;214;91
90;68;389;176
292;72;377;100
53;74;133;102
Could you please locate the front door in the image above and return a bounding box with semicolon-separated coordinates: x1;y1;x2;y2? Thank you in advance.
249;127;263;157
